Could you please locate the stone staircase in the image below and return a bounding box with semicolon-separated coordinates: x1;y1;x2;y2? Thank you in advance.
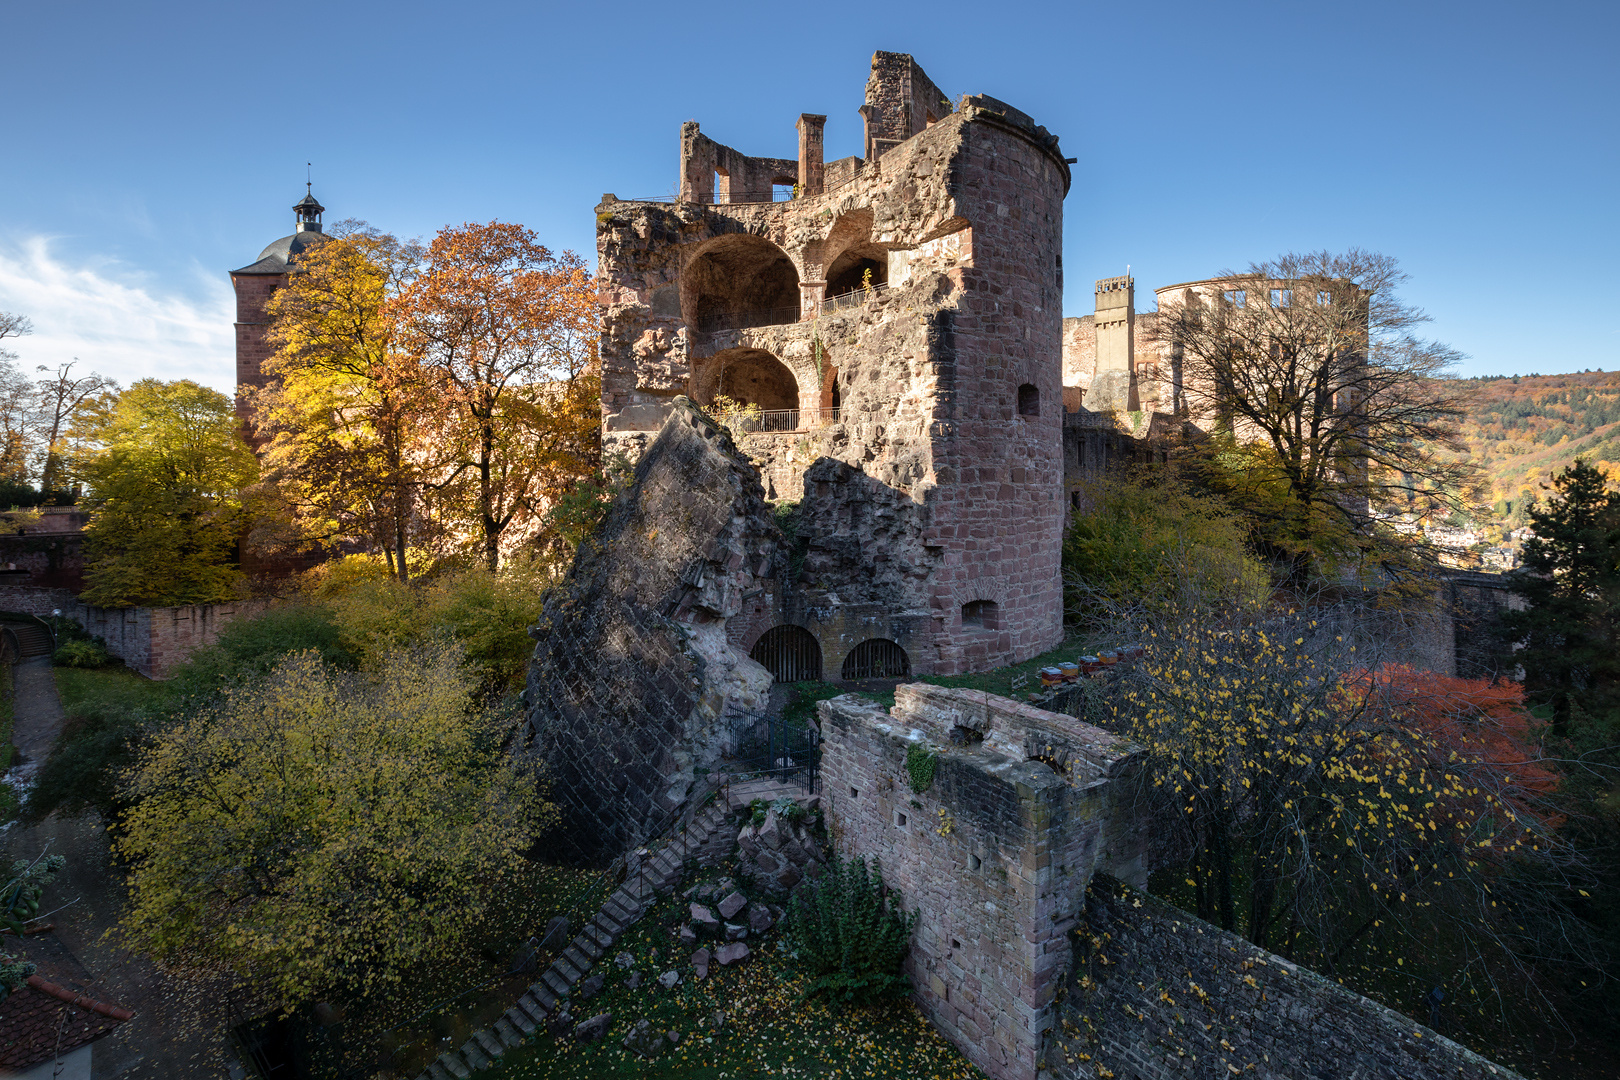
414;798;733;1080
2;621;53;658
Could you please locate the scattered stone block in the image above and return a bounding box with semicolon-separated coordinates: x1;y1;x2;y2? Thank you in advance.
748;902;774;932
576;974;605;1001
690;903;719;932
574;1013;612;1043
724;923;748;941
679;924;698;944
658;969;681;990
624;971;643;989
717;890;747;920
715;942;750;966
615;951;634;969
622;1018;666;1059
538;916;569;952
691;948;711;979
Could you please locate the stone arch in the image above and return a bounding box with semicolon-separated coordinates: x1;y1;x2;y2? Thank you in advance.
949;577;1010;609
749;624;823;683
682;234;800;333
692;348;800;413
960;600;1000;631
841;638;911;680
825;244;889;300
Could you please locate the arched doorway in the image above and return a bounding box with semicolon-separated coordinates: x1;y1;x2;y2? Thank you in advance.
841;639;911;680
749;625;822;683
825;245;888;304
716;350;799;412
684;235;800;333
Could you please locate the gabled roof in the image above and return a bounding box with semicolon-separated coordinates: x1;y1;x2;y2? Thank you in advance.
0;935;132;1072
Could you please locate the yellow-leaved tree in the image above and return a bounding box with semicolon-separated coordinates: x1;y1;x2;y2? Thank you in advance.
259;222;429;581
115;641;554;1005
72;379;258;607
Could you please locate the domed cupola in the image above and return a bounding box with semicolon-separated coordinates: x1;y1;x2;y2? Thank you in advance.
231;185;332;275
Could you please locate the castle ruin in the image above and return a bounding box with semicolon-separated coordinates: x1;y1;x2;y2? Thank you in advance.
595;51;1069;679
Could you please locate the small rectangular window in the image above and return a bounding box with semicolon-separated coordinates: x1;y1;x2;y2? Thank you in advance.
1316;289;1332;306
850;786;860;799
968;854;982;871
1270;288;1292;308
1224;289;1246;308
895;811;908;829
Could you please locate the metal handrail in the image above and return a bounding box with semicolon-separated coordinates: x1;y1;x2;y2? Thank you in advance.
693;306;804;335
732;408;841;434
823;282;891;311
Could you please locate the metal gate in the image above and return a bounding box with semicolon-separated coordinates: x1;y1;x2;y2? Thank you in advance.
749;625;823;683
840;638;911;680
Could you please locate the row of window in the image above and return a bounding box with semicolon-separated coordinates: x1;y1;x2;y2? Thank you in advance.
1222;287;1335;309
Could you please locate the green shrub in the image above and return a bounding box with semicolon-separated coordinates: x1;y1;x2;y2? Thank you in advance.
786;855;917;1004
51;640;109;668
1063;472;1267;622
905;743;937;794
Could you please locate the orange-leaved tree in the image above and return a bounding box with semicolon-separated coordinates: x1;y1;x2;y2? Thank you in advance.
387;222;599;571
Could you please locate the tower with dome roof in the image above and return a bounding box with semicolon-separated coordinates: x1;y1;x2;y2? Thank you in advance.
228;187;330;429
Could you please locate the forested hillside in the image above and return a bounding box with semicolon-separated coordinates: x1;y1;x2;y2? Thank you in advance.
1452;370;1620;538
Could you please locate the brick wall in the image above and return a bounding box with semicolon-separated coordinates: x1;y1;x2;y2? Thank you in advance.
0;586;268;677
818;684;1144;1080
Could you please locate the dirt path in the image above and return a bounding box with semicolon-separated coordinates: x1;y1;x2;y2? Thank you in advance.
2;664;241;1079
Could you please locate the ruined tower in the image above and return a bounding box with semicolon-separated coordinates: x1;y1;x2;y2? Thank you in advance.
229;188;328;427
1087;275;1136;411
595;51;1071;677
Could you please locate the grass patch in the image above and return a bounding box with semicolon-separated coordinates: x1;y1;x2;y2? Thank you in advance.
53;666;173;714
472;874;982;1080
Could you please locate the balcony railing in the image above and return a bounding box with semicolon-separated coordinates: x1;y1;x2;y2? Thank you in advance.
731;408;842;433
822;283;890;311
693;306;804;335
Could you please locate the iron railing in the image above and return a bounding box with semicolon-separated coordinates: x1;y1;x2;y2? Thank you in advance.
731;408;841;434
823;282;891;311
693;306;804;335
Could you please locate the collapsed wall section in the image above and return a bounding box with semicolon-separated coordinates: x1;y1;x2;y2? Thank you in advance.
1053;881;1527;1080
524;398;779;863
818;684;1144;1080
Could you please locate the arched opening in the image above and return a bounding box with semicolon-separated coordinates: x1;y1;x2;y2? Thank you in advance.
841;639;911;680
825;246;888;303
961;600;1000;630
714;349;799;413
685;235;800;333
749;625;822;683
1018;383;1040;417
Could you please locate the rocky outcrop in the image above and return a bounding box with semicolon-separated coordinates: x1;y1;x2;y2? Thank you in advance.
524;398;779;862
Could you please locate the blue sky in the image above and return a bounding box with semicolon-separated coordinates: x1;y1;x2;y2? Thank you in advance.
2;0;1614;392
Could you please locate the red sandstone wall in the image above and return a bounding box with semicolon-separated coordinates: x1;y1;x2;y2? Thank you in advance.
232;273;283;424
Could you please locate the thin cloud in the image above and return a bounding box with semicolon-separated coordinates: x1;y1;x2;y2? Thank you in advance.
0;236;235;394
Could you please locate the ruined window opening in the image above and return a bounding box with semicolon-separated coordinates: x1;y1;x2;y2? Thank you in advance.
850;786;860;799
1017;383;1039;417
841;638;910;680
895;811;908;829
773;183;795;202
750;624;822;682
967;856;980;874
961;600;999;630
831;380;841;409
1070;491;1080;510
686;234;800;333
1224;289;1246;308
1317;289;1332;306
713;167;731;205
1270;288;1292;308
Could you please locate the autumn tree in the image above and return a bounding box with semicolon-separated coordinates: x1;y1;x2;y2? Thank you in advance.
72;379;258;606
33;362;116;494
259;222;427;580
0;313;37;487
388;222;599;571
116;642;553;1005
1156;250;1477;584
1086;582;1590;1027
